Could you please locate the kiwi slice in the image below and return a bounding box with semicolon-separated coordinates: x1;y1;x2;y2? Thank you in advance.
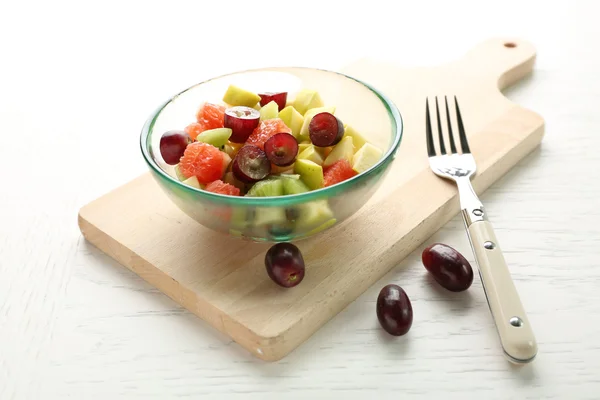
246;179;284;197
283;178;310;195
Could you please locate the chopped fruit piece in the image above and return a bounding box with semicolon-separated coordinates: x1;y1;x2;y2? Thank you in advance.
323;159;357;187
246;118;292;150
294;159;323;190
205;179;240;196
306;217;337;236
174;164;187;181
264;133;298;166
259;101;279;121
343;124;368;149
297;144;324;165
184;122;204;141
195;103;226;130
254;207;287;226
232;145;271;183
265;243;305;288
352;143;383;174
296;200;334;229
179;142;228;183
224;106;261;143
231;207;254;229
279;106;304;139
196;128;232;148
259;92;288;111
298;143;311;154
160;130;192;165
182;176;202;189
323;136;354;168
222;84;261;107
318;146;333;158
309;112;344;147
292;89;324;115
270;164;295;174
271;173;300;180
282;177;310;195
298;106;336;140
223;171;246;192
247;178;284;197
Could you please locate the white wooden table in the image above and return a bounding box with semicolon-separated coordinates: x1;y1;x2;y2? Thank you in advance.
2;1;599;398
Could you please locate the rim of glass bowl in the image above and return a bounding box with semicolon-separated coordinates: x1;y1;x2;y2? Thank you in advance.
140;67;403;207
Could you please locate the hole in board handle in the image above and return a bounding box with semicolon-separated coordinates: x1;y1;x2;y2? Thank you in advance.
504;42;517;48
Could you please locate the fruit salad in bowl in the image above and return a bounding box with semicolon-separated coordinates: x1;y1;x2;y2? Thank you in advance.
141;67;402;242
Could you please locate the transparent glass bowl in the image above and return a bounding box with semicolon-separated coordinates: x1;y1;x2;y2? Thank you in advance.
140;67;403;242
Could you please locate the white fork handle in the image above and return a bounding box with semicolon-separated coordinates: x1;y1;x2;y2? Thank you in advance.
466;219;538;363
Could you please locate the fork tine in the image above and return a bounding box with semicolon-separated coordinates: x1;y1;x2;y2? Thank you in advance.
454;96;471;154
444;96;458;154
435;97;446;155
425;98;435;157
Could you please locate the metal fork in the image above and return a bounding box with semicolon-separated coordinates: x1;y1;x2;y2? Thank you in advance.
425;96;538;364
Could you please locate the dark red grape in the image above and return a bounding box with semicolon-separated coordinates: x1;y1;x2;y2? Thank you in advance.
265;242;305;288
259;92;288;111
264;133;298;166
232;145;271;183
309;112;344;147
376;284;413;336
160;130;192;165
422;243;473;292
225;106;261;143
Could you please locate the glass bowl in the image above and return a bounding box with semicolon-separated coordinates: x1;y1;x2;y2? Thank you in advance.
140;67;403;242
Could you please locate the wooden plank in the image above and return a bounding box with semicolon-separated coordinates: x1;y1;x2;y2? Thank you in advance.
78;38;544;361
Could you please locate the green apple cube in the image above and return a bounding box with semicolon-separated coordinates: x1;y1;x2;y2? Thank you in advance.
222;84;261;107
292;89;324;115
323;136;354;167
196;128;232;148
254;207;287;226
306;217;337;236
231;207;253;229
279;106;304;138
298;106;336;140
259;101;279;121
174;164;187;181
294;159;323;190
297;145;324;166
352;143;383;174
296;200;334;229
223;172;246;191
182;175;202;189
343;124;368;150
283;178;310;195
298;143;311;153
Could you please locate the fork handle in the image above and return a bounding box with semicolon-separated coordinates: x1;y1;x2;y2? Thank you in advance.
464;217;538;363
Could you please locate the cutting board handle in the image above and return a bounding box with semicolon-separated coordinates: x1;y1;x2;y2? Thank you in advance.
462;38;537;90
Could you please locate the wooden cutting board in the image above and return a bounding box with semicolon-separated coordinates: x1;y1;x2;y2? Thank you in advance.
78;38;544;361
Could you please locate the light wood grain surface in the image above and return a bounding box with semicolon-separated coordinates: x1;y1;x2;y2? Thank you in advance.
1;0;599;398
